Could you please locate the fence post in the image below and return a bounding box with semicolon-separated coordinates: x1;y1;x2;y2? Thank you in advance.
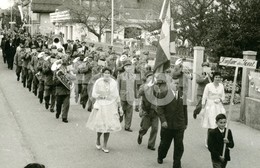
187;46;205;105
240;51;257;122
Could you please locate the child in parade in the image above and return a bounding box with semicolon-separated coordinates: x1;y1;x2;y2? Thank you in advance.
208;114;234;168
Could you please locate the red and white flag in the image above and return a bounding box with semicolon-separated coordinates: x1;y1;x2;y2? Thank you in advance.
154;0;176;72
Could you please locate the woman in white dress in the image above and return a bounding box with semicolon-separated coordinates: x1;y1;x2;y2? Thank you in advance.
201;72;226;146
86;67;123;153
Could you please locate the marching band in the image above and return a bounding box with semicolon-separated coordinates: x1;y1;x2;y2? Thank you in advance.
1;32;157;124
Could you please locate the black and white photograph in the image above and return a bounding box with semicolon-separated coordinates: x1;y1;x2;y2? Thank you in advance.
0;0;260;168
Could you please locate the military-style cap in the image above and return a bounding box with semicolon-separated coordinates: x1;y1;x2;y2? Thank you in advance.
51;45;57;49
145;71;153;79
57;48;63;52
123;60;132;67
201;62;210;67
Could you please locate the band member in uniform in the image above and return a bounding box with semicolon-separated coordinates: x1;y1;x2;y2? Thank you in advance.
117;60;136;132
21;46;31;88
31;48;41;96
36;52;46;103
15;44;25;81
42;53;56;112
53;56;72;123
137;71;159;150
27;45;37;92
73;53;85;103
78;55;94;109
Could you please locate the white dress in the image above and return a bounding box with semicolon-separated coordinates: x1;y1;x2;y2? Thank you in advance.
86;77;122;133
200;83;226;129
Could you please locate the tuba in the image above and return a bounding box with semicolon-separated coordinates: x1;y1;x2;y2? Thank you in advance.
52;59;73;90
52;34;65;52
56;69;73;90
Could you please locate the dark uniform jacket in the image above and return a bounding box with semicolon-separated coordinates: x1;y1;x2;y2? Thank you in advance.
54;66;71;95
196;74;210;96
156;83;187;130
208;128;234;162
139;84;157;118
42;60;54;86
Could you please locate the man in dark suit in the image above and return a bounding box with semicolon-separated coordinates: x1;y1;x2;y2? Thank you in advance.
81;41;88;55
5;38;16;70
72;39;81;56
156;73;187;168
208;114;234;168
63;39;69;51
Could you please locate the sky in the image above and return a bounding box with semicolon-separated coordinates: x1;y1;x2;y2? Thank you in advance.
0;0;14;10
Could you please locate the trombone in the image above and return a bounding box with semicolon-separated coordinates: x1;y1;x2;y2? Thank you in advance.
175;58;193;79
175;58;212;82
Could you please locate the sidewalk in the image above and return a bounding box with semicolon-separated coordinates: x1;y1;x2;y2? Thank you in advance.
0;57;260;168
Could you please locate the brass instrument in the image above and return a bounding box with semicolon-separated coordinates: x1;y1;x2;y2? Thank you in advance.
35;72;42;80
51;34;65;53
52;59;74;90
56;69;73;90
175;58;193;79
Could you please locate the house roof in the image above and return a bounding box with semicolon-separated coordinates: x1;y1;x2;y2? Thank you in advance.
31;0;63;13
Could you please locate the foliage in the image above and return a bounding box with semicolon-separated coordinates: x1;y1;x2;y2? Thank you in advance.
222;93;241;104
172;0;260;61
59;0;116;42
222;79;240;93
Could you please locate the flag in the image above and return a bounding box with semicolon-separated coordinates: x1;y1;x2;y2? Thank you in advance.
154;0;176;72
18;4;24;21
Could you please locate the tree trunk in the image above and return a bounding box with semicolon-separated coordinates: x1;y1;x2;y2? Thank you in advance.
98;35;101;42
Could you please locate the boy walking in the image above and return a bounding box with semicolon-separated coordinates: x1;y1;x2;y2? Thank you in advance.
208;114;234;168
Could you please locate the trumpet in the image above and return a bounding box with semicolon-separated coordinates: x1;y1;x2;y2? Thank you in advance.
175;58;193;79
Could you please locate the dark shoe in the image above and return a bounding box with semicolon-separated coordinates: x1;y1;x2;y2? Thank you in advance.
17;76;20;81
173;162;182;168
148;146;156;151
193;113;197;119
125;128;133;132
50;109;54;113
137;135;142;145
39;99;43;104
45;103;49;109
56;113;60;119
33;91;37;96
62;118;68;123
82;103;86;109
157;158;163;164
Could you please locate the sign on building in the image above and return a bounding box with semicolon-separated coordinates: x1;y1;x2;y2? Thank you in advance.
219;57;257;69
50;10;70;23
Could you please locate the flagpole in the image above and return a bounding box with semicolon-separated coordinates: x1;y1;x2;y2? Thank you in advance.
159;0;167;21
111;0;114;46
222;66;238;157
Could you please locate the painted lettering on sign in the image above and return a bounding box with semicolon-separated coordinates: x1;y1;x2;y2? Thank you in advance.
219;57;257;69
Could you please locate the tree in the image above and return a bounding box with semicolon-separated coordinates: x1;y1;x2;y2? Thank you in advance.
1;3;23;30
59;0;116;42
172;0;260;61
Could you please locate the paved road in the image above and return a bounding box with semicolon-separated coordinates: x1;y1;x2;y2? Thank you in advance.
0;60;260;168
